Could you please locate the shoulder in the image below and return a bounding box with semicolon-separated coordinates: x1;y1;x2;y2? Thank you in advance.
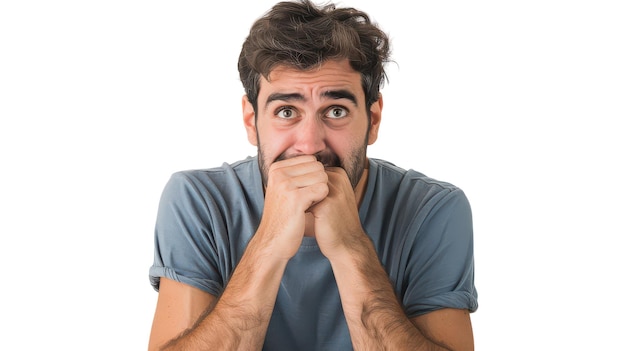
170;157;257;183
160;156;262;207
369;158;464;198
166;157;258;190
367;158;471;224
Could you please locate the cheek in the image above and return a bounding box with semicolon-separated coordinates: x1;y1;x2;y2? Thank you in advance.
257;127;295;158
326;134;362;164
326;130;362;156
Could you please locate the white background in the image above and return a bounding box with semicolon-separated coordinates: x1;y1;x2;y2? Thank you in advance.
1;0;624;349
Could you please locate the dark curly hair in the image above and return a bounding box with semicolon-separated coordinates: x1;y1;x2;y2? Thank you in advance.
238;0;391;112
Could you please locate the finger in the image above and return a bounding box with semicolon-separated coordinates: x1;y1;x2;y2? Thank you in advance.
269;158;326;186
270;155;318;170
324;167;351;186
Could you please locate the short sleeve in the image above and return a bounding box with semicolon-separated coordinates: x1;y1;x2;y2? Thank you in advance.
403;189;478;317
148;172;225;296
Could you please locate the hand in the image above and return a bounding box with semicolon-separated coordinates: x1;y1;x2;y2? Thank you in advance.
308;167;365;259
257;155;329;260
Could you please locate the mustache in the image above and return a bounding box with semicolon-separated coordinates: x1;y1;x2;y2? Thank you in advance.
275;151;341;168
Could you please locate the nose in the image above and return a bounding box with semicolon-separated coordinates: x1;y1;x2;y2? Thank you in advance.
293;117;326;155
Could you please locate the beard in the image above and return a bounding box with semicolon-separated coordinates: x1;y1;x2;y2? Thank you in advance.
257;144;367;189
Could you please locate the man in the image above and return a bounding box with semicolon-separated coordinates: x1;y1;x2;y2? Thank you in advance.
148;0;478;350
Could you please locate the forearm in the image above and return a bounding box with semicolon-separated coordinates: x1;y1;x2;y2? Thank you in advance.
329;234;451;351
162;235;288;351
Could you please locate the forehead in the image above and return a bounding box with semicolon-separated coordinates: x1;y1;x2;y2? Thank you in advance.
260;59;363;99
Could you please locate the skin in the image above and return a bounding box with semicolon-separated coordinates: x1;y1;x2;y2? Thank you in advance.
148;59;474;350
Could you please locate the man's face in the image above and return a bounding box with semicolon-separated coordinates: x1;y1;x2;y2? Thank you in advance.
242;59;381;189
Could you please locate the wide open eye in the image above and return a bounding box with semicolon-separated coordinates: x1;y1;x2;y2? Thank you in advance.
325;106;348;119
276;106;297;119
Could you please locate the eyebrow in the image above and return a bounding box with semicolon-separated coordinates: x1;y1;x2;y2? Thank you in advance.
265;89;358;107
266;92;304;105
322;90;358;106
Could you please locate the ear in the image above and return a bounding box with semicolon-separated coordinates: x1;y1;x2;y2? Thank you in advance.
242;95;258;146
367;93;382;145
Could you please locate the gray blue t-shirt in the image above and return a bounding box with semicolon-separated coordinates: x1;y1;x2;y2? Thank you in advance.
149;156;478;350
